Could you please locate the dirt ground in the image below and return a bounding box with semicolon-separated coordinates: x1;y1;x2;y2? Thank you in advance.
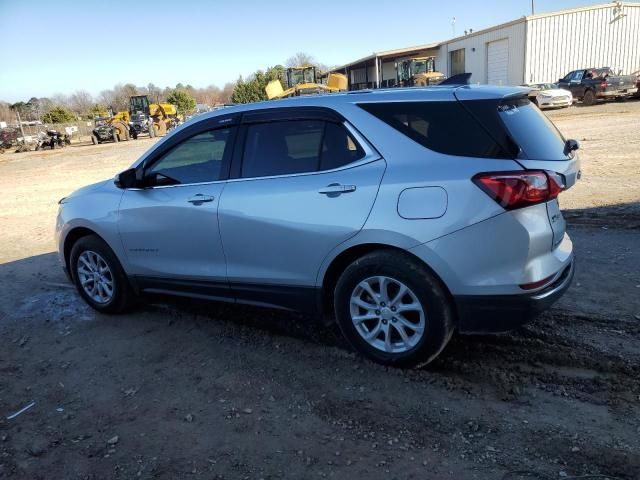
1;101;639;480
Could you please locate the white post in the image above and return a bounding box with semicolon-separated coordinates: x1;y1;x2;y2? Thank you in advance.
375;57;380;89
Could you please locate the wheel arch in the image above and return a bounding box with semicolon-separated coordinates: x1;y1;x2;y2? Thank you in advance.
319;242;454;323
63;227;108;279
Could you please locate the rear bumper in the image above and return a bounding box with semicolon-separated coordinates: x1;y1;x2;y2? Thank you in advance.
598;88;637;97
454;258;574;334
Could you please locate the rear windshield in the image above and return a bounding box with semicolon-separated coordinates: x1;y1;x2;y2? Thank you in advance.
496;96;569;161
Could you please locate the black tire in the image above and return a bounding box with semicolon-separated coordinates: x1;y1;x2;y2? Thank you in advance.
91;135;98;145
583;89;596;106
69;235;134;314
334;250;455;367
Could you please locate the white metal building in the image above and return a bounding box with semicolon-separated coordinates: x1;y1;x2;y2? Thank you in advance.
330;2;640;88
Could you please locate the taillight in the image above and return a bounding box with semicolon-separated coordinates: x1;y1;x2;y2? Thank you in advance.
472;170;564;210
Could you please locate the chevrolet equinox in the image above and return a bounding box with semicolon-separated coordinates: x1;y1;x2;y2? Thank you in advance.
56;86;579;366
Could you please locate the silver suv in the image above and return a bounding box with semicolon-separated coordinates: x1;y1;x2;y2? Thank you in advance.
56;86;579;366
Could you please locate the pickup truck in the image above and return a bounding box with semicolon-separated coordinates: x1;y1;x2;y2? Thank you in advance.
557;68;638;105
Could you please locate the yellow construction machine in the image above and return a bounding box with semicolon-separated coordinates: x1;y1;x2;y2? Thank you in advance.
396;57;445;87
266;66;348;100
113;95;179;138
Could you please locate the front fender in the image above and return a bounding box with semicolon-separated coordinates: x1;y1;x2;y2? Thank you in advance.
56;187;126;272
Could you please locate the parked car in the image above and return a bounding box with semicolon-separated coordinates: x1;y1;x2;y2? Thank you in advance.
56;86;579;366
557;68;638;105
523;83;573;109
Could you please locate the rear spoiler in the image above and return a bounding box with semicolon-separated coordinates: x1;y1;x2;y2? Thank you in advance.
440;73;472;86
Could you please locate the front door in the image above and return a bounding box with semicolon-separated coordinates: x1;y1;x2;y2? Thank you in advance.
118;126;236;290
219;114;385;307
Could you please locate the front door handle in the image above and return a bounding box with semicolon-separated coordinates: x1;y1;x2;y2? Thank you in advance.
318;184;357;196
188;194;215;204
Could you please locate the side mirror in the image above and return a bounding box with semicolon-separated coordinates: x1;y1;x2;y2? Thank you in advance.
558;78;564;83
114;168;138;189
564;139;579;156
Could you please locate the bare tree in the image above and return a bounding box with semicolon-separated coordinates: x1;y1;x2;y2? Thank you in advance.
220;82;236;104
98;83;138;113
69;90;94;116
0;101;13;123
286;52;317;67
147;83;162;104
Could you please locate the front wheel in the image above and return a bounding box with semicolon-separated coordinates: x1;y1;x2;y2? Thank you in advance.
334;250;455;367
70;235;134;314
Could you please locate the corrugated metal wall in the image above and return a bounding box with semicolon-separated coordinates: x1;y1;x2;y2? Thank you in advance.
526;5;640;83
436;21;526;85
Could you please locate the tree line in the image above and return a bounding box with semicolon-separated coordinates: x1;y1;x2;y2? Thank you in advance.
0;82;235;124
0;52;330;124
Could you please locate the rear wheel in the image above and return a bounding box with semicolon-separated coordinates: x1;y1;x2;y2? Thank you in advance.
113;132;119;142
70;235;133;314
583;89;596;106
91;135;98;145
334;250;455;367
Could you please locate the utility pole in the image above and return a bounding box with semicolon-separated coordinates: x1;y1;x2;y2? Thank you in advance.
531;0;535;15
16;110;26;139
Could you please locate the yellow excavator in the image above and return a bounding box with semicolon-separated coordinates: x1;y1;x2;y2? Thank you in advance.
396;57;446;87
266;66;348;100
111;95;179;139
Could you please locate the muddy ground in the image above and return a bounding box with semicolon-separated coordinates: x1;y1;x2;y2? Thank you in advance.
1;101;639;480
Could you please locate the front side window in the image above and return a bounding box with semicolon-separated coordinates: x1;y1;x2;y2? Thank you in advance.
147;128;233;185
241;120;365;178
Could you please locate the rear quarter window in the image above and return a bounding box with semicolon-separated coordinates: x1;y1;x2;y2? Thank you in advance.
358;101;511;159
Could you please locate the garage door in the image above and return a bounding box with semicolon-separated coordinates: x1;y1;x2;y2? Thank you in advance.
487;39;509;85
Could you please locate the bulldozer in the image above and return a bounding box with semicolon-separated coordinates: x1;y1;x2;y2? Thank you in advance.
112;95;179;138
265;66;348;100
396;57;446;87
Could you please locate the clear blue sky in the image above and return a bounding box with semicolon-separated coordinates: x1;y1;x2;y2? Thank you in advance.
0;0;606;102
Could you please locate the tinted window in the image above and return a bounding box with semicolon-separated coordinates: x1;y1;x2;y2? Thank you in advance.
359;101;509;158
242;120;323;178
497;96;569;161
148;128;233;184
320;122;365;170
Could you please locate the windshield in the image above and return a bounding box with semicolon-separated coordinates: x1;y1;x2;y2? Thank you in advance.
498;96;570;161
289;68;315;86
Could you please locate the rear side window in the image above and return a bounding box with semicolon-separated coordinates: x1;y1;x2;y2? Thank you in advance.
242;120;323;178
241;120;366;178
320;122;365;170
358;101;510;158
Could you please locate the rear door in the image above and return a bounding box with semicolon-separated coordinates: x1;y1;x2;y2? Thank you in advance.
218;107;385;305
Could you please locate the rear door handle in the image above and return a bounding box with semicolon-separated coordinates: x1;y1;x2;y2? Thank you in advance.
188;194;215;204
318;184;357;196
